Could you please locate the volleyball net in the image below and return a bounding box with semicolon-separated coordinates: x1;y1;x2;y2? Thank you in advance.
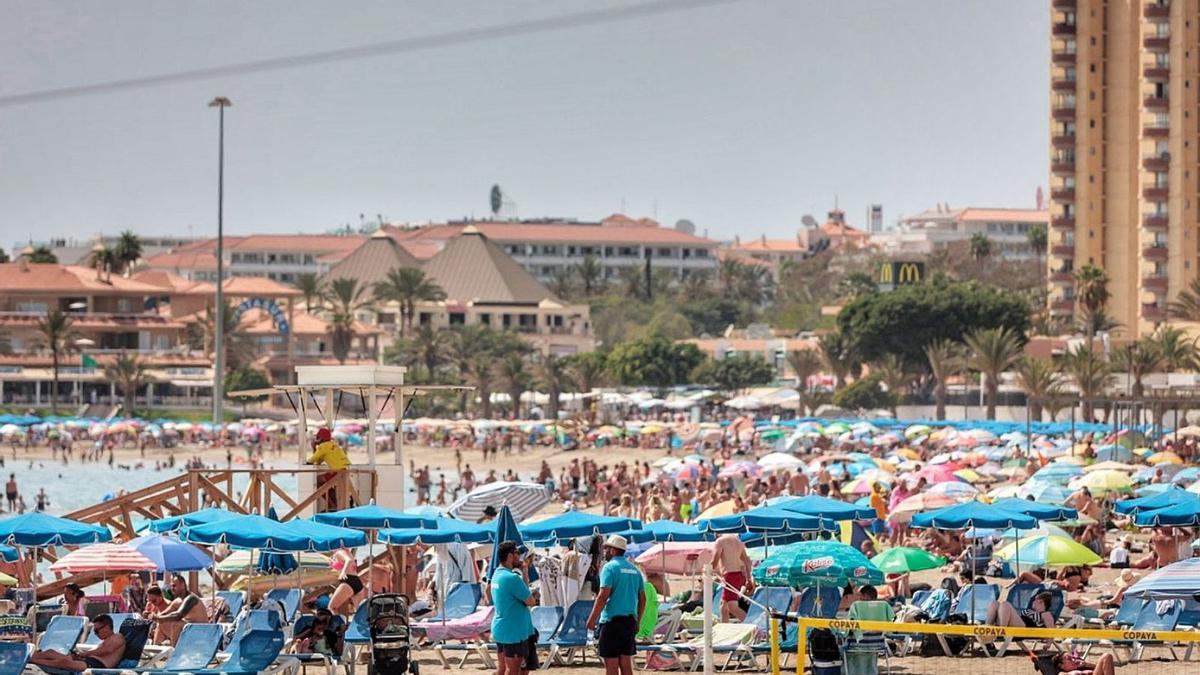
764;617;1200;675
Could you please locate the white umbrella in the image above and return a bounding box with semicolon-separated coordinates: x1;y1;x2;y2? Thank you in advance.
758;452;804;472
447;481;550;523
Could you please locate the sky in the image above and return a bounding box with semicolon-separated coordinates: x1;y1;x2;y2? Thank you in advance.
0;0;1049;246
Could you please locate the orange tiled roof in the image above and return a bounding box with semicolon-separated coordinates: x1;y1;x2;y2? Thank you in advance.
0;264;166;294
145;249;219;271
820;222;870;239
716;250;773;268
227;234;366;255
731;239;807;253
385;217;716;246
221;277;302;298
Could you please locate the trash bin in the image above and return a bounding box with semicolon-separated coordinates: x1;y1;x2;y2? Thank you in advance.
810;659;842;675
842;646;879;675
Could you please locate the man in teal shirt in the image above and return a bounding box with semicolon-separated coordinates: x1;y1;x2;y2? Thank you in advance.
586;535;645;675
491;541;538;674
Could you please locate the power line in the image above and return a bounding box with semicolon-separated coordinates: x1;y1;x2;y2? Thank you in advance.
0;0;747;108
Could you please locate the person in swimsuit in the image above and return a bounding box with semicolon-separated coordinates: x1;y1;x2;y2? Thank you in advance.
328;549;366;615
712;533;753;621
31;613;125;672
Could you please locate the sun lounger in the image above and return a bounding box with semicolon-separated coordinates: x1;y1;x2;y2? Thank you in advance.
87;623;224;675
216;593;244;620
263;590;302;625
37;616;88;655
422;607;495;669
342;601;369;646
424;583;481;623
0;642;29;675
954;583;999;624
794;586;841;619
82;616;133;647
543;600;594;669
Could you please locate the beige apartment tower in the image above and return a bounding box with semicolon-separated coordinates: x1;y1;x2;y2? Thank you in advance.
1048;0;1200;337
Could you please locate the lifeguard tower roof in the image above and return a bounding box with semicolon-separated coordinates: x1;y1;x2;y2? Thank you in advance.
294;365;407;387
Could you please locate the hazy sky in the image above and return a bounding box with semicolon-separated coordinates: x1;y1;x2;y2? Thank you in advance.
0;1;1048;246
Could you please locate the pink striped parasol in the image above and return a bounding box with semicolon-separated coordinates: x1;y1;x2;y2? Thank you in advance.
49;543;159;573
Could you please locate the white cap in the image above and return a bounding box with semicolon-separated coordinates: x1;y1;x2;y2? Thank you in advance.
604;534;628;551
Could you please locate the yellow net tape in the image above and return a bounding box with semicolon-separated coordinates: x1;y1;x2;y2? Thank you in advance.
792;617;1200;674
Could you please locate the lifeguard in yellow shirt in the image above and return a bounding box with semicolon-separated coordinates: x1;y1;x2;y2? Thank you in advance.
307;427;350;508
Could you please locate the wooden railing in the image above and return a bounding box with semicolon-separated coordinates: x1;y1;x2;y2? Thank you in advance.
32;466;378;599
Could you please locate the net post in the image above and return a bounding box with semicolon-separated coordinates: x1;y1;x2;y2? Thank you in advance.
769;615;780;675
702;563;713;675
795;618;807;675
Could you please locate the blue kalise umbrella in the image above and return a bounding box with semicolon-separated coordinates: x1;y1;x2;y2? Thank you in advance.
147;507;236;533
311;503;437;530
126;534;212;572
520;512;641;542
990;497;1077;522
771;495;877;521
1113;485;1200;515
379;518;495;545
753;540;883;588
618;521;710;544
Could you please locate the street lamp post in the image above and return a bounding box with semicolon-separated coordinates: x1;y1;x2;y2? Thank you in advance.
208;97;231;427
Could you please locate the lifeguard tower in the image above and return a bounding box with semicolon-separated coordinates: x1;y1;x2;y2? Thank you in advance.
232;364;470;514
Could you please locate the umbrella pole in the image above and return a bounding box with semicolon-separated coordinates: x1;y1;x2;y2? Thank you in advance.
30;546;37;646
970;533;976;623
245;550;253;609
438;543;446;632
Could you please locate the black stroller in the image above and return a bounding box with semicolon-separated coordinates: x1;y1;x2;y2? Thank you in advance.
368;593;417;675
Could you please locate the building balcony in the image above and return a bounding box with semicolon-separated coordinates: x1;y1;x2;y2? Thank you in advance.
1050;299;1075;314
1145;35;1170;50
1143;304;1168;321
1052;104;1076;120
1144;95;1169;110
1143;245;1169;261
1144;275;1169;291
1050;271;1074;283
1143;155;1169;171
1052;132;1076;147
1144;214;1168;229
1144;64;1170;79
1052;77;1077;92
1144;184;1169;199
1052;50;1076;65
1051;243;1075;256
1050;187;1075;201
1051;215;1075;229
1144;124;1169;138
1052;0;1074;7
1051;157;1075;173
1144;2;1170;19
1052;22;1076;36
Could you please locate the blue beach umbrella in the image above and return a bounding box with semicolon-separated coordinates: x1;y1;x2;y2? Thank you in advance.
312;503;438;530
487;505;523;581
379;518;495;545
126;534;213;572
911;502;1037;530
1113;485;1200;515
1019;481;1074;504
0;545;17;563
618;521;710;544
697;505;837;534
753;540;883;588
991;497;1077;522
147;507;236;534
182;513;365;551
1133;501;1200;527
520;512;641;542
0;512;110;547
257;508;298;576
772;495;877;521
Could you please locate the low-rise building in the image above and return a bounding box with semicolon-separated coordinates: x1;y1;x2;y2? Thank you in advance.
874;206;1048;259
145;234;366;283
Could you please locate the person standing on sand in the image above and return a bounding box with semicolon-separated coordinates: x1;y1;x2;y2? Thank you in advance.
712;533;753;621
587;535;644;675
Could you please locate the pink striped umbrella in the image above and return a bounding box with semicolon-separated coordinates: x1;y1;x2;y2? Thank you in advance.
49;543;159;573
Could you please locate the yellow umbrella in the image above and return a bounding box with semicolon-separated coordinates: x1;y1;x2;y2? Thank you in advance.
1072;469;1133;495
0;572;15;587
953;468;982;483
640;424;665;435
872;459;896;472
697;499;737;520
1082;461;1135;473
1055;456;1086;466
1148;451;1183;465
895;448;920;461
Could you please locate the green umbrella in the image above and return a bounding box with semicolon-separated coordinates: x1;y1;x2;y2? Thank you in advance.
752;540;883;588
760;429;785;442
994;535;1102;568
870;546;946;574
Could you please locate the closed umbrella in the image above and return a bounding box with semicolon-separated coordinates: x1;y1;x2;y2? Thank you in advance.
486;505;523;582
870;547;946;574
448;482;549;523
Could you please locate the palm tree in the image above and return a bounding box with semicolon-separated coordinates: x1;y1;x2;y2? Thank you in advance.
194;299;254;372
322;278;371;364
88;245;117;281
1057;345;1112;421
547;268;575;299
786;349;823;416
968;233;993;261
467;353;496;419
114;231;143;273
871;353;912;415
924;339;962;421
963;327;1023;419
496;353;531;417
817;331;856;390
372;268;446;336
411;324;448;382
617;266;645;299
537;354;572;423
1112;340;1164;398
576;255;605;296
449;326;493;414
28;246;57;263
293;273;321;311
1027;223;1047;279
1014;356;1062;422
565;351;608;394
1148;325;1198;372
36;309;78;414
104;352;149;416
1073;264;1110;339
1169;277;1200;321
736;265;771;305
717;258;745;299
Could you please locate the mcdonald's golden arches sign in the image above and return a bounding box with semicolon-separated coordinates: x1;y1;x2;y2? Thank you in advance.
878;261;925;289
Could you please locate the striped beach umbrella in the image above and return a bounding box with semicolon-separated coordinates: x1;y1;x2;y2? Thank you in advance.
1125;558;1200;599
49;543;158;573
447;481;550;523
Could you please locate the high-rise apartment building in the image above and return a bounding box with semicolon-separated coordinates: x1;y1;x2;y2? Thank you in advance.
1047;0;1199;336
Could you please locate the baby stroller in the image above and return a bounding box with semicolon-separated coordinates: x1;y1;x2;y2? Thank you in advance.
368;593;417;675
